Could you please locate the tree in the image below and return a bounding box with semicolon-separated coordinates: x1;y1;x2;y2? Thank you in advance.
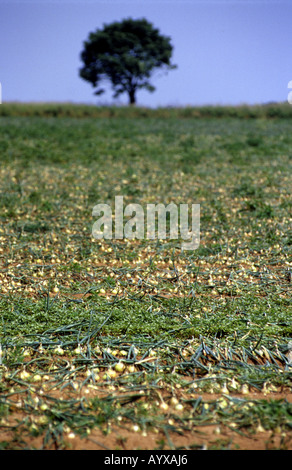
79;18;177;105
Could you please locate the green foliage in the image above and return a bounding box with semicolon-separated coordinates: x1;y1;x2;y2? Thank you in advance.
1;102;292;119
79;18;176;104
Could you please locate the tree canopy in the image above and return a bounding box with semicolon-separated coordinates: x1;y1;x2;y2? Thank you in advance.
79;18;177;105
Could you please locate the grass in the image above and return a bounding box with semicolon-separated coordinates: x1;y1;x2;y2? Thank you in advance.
0;102;291;449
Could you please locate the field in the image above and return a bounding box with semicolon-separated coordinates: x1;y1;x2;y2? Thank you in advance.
0;103;291;450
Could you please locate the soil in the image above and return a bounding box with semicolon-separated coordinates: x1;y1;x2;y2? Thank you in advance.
1;390;291;451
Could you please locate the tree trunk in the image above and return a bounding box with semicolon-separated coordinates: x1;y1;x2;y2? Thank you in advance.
129;89;136;106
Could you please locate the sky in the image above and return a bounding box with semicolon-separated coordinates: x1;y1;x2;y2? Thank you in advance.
0;0;291;107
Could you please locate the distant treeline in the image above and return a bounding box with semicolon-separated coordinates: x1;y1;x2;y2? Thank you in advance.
1;102;292;119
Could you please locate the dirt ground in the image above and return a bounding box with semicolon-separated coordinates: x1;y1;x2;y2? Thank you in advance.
1;391;291;451
60;391;292;451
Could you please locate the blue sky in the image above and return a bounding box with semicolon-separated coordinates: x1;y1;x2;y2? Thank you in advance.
0;0;291;107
